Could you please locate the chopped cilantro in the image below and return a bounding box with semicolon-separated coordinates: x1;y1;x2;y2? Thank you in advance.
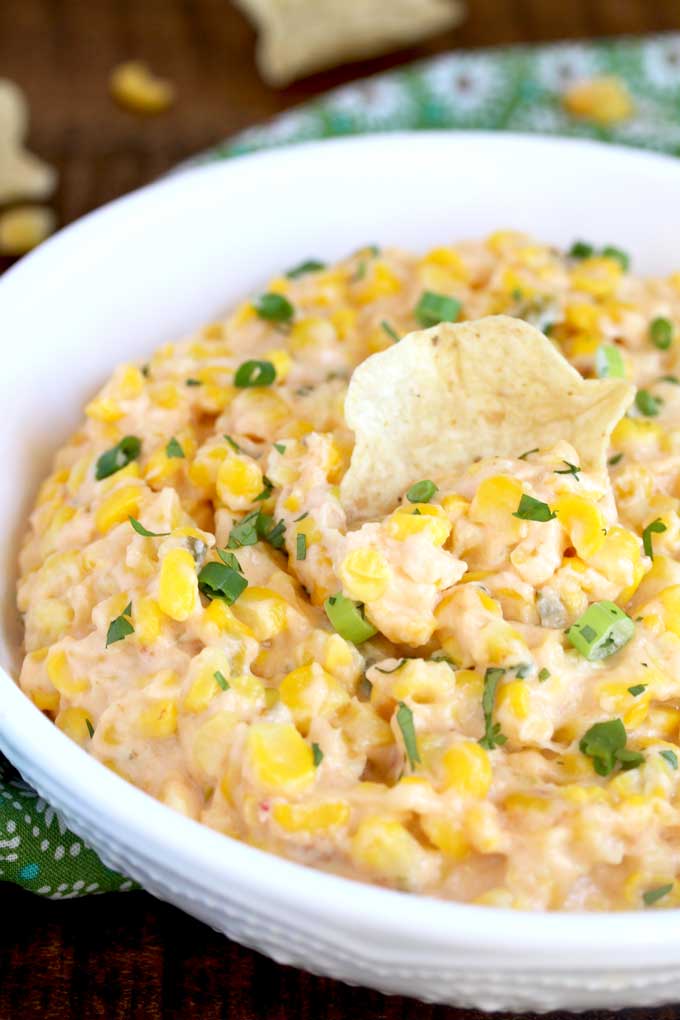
642;518;667;559
513;494;556;522
375;659;407;674
627;684;647;697
286;259;325;279
381;320;401;343
554;460;581;479
106;602;134;647
478;667;507;750
312;742;324;766
95;435;141;481
165;437;185;459
128;516;170;538
518;448;539;460
643;884;673;907
414;291;461;328
538;667;551;682
579;718;643;777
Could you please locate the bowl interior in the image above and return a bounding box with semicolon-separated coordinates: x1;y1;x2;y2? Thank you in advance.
4;133;680;963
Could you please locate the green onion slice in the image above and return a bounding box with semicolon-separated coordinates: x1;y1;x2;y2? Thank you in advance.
414;291;461;328
324;593;377;644
406;479;437;503
567;601;634;660
650;317;674;350
285;259;325;279
197;561;248;605
234;360;276;388
396;701;420;768
252;292;294;322
595;343;625;379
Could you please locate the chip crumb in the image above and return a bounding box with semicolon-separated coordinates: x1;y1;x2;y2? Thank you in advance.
0;79;57;204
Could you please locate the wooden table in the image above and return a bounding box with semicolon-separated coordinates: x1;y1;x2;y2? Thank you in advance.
3;1;680;1017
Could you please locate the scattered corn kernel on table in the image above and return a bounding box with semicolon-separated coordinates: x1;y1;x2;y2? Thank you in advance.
5;0;680;1018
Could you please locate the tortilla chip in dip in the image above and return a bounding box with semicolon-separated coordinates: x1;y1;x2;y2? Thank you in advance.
340;315;633;519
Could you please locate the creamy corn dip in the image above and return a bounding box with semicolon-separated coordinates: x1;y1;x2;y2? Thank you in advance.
17;232;680;911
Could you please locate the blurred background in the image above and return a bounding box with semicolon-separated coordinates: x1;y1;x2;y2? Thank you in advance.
1;0;680;241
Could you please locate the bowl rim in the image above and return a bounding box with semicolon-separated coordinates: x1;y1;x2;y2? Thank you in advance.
4;130;680;963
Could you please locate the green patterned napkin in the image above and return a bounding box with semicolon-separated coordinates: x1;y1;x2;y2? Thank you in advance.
4;31;680;898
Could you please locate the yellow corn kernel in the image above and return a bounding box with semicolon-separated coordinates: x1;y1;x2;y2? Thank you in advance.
216;454;263;509
133;597;163;646
563;76;633;125
39;504;76;556
564;301;600;333
85;396;123;423
440;492;469;523
110;60;174;114
323;633;354;676
114;364;145;400
655;585;680;639
423;246;468;279
29;598;74;645
231;587;288;640
158;548;198;622
46;649;89;696
99;460;141;491
499;267;534;298
272;800;350;833
486;229;528;254
279;663;349;735
192;711;236;776
342;701;395;753
571;256;623;299
566;331;602;358
230;673;266;704
160;778;200;819
289;317;336;352
354;261;402;304
137;698;178;738
350;816;430;884
184;648;231;714
496;679;530;720
245;722;315;793
339;547;390;603
611;416;667;456
55;707;94;746
392;660;455;704
555;493;605;559
149;381;180;409
470;475;524;528
649;705;680;738
330;306;357;340
199;382;234;412
95;484;142;533
202;598;254;638
264;348;293;382
442;742;492;798
504;792;552;814
31;688;61;712
420;815;470;861
561;783;606;804
188;444;229;489
144;448;181;487
385;504;452;546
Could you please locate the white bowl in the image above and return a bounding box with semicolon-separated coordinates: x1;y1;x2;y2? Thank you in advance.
3;132;680;1013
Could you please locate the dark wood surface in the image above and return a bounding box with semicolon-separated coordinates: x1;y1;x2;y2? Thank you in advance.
4;1;680;1018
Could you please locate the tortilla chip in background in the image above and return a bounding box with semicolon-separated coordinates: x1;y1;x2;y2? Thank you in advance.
340;315;633;520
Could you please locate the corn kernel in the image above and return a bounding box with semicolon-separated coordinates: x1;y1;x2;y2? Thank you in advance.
85;396;123;423
95;484;142;533
339;547;390;602
420;816;470;861
279;663;349;735
272;800;350;833
216;454;263;509
56;707;94;746
110;60;174;114
555;493;605;559
350;815;431;884
264;348;293;382
563;76;633;125
496;679;530;720
29;598;74;645
137;698;178;738
192;711;236;776
385;504;451;546
245;723;315;793
442;742;492;797
354;262;402;304
470;475;524;530
46;649;89;696
289;317;336;352
158;548;198;622
231;587;288;640
202;598;254;638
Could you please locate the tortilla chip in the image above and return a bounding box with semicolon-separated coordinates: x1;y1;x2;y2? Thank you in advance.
340;315;633;520
0;79;56;204
235;0;463;86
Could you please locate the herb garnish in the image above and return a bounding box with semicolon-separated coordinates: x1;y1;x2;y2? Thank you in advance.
518;448;539;460
396;701;420;768
643;884;673;907
627;684;647;697
128;516;170;538
214;670;230;691
660;750;678;769
166;437;185;459
579;718;643;776
513;494;556;522
642;518;667;559
197;561;248;605
234;360;276;388
296;533;307;561
312;742;324;766
106;602;134;647
375;659;407;674
85;718;95;739
608;452;624;466
406;479;437;504
324;594;377;644
414;291;461;328
185;378;202;387
253;292;295;323
635;389;662;417
286;259;325;279
554;460;581;479
273;442;286;454
538;667;551;682
650;317;674;350
567;601;634;660
478;667;507;750
95;435;141;480
381;320;400;343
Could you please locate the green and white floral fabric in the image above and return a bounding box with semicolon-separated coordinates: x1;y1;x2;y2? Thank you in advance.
4;32;680;898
